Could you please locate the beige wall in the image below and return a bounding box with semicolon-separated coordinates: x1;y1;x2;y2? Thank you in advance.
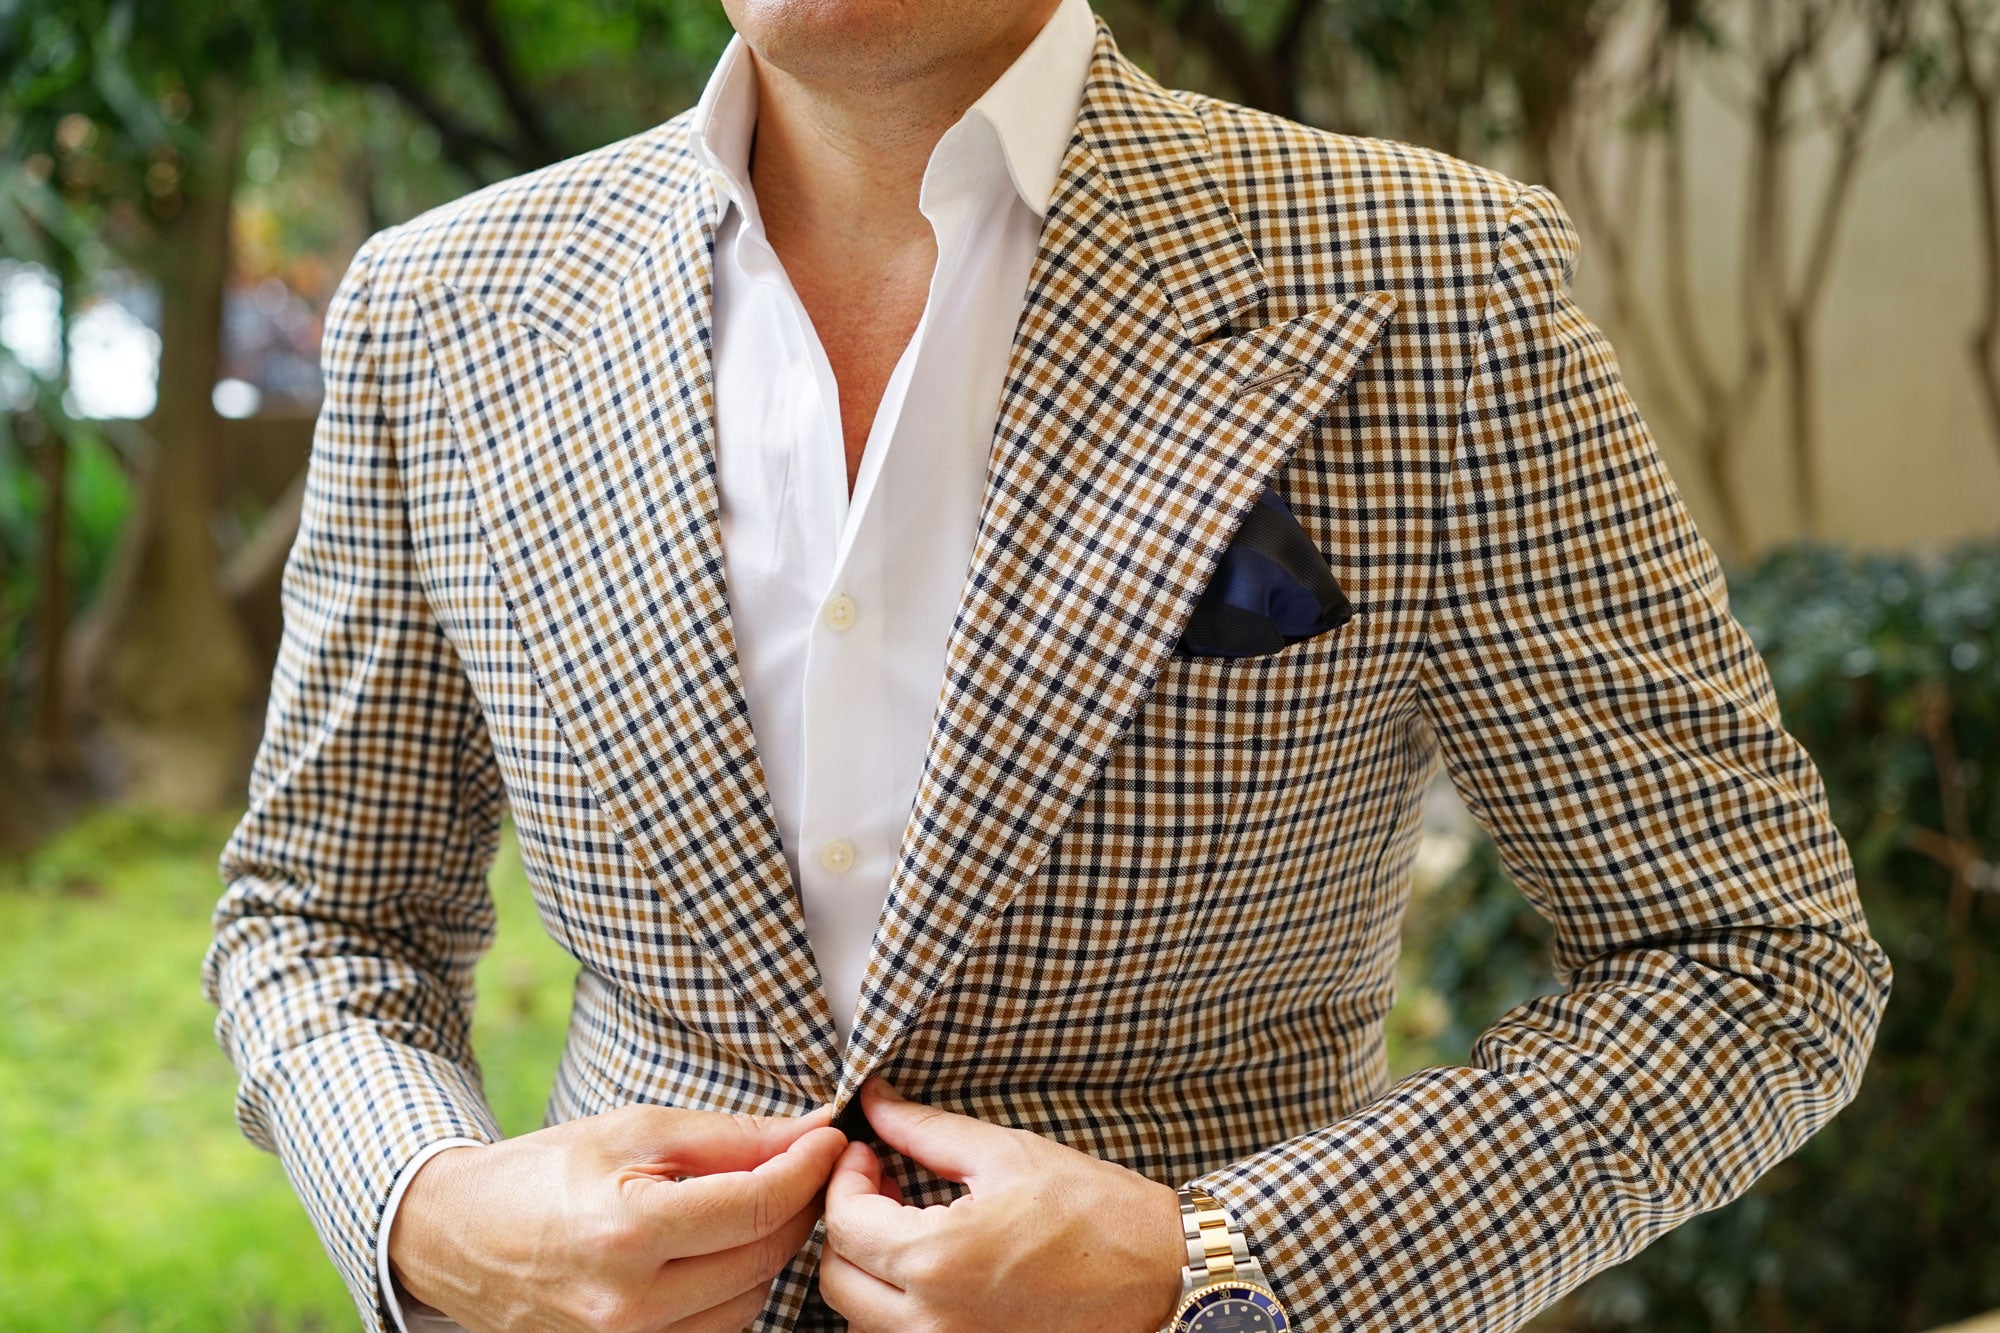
1564;29;2000;561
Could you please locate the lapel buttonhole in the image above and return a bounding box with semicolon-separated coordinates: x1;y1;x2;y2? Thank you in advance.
1238;360;1306;394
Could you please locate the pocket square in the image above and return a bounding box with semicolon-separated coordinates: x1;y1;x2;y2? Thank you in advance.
1173;485;1355;659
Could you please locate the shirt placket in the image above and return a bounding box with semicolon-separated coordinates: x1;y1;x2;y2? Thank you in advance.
792;172;990;1041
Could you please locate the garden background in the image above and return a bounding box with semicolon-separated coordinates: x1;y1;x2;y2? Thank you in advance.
2;0;1997;1328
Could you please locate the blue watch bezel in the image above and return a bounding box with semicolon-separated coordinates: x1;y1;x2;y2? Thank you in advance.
1175;1279;1290;1332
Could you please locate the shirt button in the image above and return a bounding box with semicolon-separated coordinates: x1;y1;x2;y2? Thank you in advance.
817;839;856;875
822;593;858;632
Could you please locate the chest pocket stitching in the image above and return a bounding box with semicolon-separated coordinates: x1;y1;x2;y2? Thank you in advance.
1137;610;1371;748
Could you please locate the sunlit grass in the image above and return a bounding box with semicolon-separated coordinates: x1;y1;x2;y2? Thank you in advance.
0;808;575;1332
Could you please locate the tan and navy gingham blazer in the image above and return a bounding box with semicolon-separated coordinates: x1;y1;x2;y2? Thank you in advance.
204;13;1892;1331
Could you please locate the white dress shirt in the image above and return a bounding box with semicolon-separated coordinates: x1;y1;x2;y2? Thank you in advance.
379;3;1096;1326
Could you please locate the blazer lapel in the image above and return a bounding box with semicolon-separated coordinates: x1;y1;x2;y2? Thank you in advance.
839;19;1398;1092
413;142;843;1090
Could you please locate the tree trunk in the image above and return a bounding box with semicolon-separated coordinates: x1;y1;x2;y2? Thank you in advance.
31;410;74;772
74;85;254;812
1783;308;1819;538
1949;0;2000;469
30;252;79;780
221;460;307;673
0;733;48;856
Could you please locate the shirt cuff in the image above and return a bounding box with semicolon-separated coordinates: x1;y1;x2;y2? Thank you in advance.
377;1137;486;1333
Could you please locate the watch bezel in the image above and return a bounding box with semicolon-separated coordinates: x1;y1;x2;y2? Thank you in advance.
1172;1277;1291;1332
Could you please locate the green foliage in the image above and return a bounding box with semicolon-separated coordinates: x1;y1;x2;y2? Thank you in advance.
0;398;132;738
1398;538;2000;1332
0;810;577;1330
1397;833;1562;1059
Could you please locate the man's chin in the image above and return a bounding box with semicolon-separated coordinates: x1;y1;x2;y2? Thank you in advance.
725;1;931;73
721;0;1040;97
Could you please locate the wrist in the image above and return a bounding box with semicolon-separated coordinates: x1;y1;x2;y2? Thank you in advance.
386;1142;484;1307
1141;1178;1189;1329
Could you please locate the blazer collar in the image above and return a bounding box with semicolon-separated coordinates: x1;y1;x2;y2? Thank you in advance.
413;14;1397;1098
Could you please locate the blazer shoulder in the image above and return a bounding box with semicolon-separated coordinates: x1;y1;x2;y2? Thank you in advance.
360;109;703;318
1172;91;1532;316
1188;92;1522;203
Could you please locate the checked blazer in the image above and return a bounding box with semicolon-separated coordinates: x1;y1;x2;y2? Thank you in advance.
204;12;1892;1332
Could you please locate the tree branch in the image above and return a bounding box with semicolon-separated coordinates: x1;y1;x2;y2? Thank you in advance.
448;0;563;168
324;49;525;183
1157;0;1296;115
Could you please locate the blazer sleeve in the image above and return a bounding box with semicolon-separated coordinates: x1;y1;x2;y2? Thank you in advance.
201;231;507;1332
1185;183;1893;1331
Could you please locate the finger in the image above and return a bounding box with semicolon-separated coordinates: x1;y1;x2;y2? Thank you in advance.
818;1248;911;1328
603;1102;841;1178
878;1161;905;1208
636;1125;848;1261
643;1191;820;1321
664;1279;770;1333
839;1138;882;1192
823;1141;935;1285
857;1079;1009;1186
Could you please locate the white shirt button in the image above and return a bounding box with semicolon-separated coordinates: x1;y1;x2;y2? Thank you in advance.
821;593;859;632
817;839;857;875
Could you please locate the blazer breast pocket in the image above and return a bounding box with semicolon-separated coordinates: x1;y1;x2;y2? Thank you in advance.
1140;609;1369;749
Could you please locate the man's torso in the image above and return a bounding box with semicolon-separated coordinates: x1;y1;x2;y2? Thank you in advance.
363;18;1518;1324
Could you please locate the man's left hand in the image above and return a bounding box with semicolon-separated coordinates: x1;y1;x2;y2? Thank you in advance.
819;1079;1187;1332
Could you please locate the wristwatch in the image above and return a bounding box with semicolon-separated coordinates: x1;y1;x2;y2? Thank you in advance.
1164;1184;1292;1332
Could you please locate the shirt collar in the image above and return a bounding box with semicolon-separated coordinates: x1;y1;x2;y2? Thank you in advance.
690;0;1095;223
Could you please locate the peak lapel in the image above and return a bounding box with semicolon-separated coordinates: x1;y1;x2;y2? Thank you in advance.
413;141;842;1089
839;20;1398;1091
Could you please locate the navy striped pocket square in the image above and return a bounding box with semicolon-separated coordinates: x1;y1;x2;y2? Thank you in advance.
1173;485;1356;659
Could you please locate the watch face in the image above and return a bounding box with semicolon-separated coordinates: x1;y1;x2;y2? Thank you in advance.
1178;1281;1289;1333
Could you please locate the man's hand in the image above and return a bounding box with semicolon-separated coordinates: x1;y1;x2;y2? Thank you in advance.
388;1102;848;1332
820;1080;1186;1332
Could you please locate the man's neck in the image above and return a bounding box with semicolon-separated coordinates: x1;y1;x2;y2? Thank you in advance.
744;1;1060;268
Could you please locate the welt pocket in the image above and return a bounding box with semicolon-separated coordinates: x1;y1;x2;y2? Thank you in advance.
1141;610;1367;747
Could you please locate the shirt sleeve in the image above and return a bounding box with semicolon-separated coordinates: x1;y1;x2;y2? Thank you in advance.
1184;181;1893;1332
201;230;509;1333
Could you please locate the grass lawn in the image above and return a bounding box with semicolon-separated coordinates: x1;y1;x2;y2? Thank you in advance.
0;800;1477;1331
0;807;577;1332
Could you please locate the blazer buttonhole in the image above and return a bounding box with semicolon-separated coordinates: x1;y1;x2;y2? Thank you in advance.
1239;362;1306;393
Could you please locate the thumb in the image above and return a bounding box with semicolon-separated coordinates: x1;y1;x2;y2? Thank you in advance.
826;1139;888;1207
857;1080;1011;1186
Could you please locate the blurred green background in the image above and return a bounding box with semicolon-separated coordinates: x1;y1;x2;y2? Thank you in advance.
2;0;1997;1329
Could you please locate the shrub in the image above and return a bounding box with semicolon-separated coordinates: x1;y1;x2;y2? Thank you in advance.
1399;538;2000;1332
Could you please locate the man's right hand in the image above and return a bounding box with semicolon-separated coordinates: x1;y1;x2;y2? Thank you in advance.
387;1103;848;1332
